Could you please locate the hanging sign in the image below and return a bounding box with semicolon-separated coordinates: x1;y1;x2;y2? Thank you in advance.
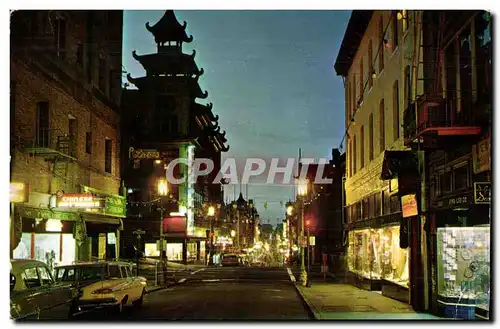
309;236;316;246
56;192;105;209
129;147;160;160
472;138;491;174
474;182;491;204
401;194;418;218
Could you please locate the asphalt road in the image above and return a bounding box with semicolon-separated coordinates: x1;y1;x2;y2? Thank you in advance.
76;266;312;320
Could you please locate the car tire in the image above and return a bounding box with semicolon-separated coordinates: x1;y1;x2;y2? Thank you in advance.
133;289;145;308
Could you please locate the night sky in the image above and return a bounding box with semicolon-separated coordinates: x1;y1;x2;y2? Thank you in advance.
123;10;350;226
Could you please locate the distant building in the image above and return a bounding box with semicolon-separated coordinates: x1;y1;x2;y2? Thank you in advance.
10;10;125;264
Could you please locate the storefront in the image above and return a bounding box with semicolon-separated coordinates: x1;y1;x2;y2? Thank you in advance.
430;189;491;320
11;187;126;268
347;221;409;300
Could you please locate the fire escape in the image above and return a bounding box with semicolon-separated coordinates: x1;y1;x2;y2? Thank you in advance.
403;12;483;149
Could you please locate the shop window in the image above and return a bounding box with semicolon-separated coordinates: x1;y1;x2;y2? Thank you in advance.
454;164;469;191
436;226;490;319
381;226;409;287
22;267;41;289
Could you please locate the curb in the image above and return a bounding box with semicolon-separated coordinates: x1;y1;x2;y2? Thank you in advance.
294;284;321;320
145;277;189;294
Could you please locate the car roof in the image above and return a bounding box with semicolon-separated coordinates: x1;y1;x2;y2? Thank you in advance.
54;260;134;269
11;259;48;268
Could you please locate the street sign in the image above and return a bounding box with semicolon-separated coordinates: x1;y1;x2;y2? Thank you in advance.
309;236;315;246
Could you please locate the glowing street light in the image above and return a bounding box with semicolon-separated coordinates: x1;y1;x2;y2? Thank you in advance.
297;179;308;197
157;179;168;196
230;229;236;237
286;205;293;216
207;206;215;217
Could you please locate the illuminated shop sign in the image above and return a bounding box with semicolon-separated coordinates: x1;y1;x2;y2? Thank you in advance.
401;194;418;218
56;193;105;209
474;182;491;204
10;182;28;203
46;219;63;232
129;148;160;160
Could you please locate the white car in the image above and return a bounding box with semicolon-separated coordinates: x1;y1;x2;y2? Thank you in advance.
54;261;147;314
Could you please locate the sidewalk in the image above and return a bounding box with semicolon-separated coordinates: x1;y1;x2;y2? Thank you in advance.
296;283;442;320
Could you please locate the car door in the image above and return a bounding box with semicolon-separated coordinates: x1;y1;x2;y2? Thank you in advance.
37;265;74;319
18;266;49;320
10;270;37;320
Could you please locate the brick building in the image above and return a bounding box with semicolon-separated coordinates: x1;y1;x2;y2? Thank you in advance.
10;10;126;267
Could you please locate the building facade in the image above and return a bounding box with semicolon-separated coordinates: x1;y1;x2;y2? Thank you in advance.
10;10;126;268
120;10;229;264
335;10;492;319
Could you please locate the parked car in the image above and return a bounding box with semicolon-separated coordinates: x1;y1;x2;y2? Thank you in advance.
221;254;240;266
54;261;147;314
10;259;79;320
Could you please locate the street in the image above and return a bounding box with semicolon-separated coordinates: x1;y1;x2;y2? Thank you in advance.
75;266;312;320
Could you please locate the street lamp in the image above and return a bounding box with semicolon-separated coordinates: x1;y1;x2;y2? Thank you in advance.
230;229;236;238
286;205;293;216
157;179;168;285
207;206;215;217
207;205;216;265
297;178;308;287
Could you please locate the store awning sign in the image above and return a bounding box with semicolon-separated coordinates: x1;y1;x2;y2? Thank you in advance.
474;182;491;204
401;194;418;218
10;182;28;203
56;192;105;209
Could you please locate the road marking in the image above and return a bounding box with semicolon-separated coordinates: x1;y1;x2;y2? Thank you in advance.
202;279;221;282
286;267;296;282
191;268;206;275
178;278;187;283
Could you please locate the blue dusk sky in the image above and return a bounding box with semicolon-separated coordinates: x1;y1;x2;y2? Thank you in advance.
123;10;350;226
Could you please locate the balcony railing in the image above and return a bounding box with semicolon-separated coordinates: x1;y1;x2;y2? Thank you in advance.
23;128;77;158
403;91;482;145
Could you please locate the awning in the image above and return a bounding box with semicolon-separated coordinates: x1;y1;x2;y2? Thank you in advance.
380;150;419;180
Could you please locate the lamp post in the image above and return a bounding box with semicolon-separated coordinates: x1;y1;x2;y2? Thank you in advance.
297;179;308;287
207;205;215;265
157;179;168;285
286;203;293;265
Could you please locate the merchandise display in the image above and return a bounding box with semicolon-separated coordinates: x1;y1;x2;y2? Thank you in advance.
437;226;490;312
348;226;408;285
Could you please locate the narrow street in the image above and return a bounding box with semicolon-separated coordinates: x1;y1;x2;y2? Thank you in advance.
75;266;312;320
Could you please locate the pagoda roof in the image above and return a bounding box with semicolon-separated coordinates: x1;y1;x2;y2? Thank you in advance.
192;102;218;122
126;74;208;99
132;49;204;77
146;10;193;44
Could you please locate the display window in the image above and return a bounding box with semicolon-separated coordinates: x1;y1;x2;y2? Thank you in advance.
145;243;160;257
437;226;490;312
381;226;409;287
347;225;409;287
13;233;76;270
166;243;183;261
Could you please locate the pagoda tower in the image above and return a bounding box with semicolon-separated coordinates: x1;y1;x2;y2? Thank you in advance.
121;10;229;263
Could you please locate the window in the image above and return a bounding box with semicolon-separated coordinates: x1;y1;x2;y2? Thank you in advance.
54;17;66;59
36;101;50;148
37;266;53;286
352;74;357;109
108;265;121;278
474;12;492;105
22;267;41;289
404;66;411;109
393;81;400;140
379;99;385;152
76;42;83;67
86;132;92;154
353;135;357;175
99;58;106;92
369;113;374;161
348;140;352;178
454;165;469;191
360;126;365;169
368;39;373;88
359;57;364;100
105;139;112;174
79;266;103;281
391;11;399;48
459;26;473;114
439;171;452;195
379;16;384;72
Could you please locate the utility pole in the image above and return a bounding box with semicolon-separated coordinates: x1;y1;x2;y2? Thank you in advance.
132;229;145;276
